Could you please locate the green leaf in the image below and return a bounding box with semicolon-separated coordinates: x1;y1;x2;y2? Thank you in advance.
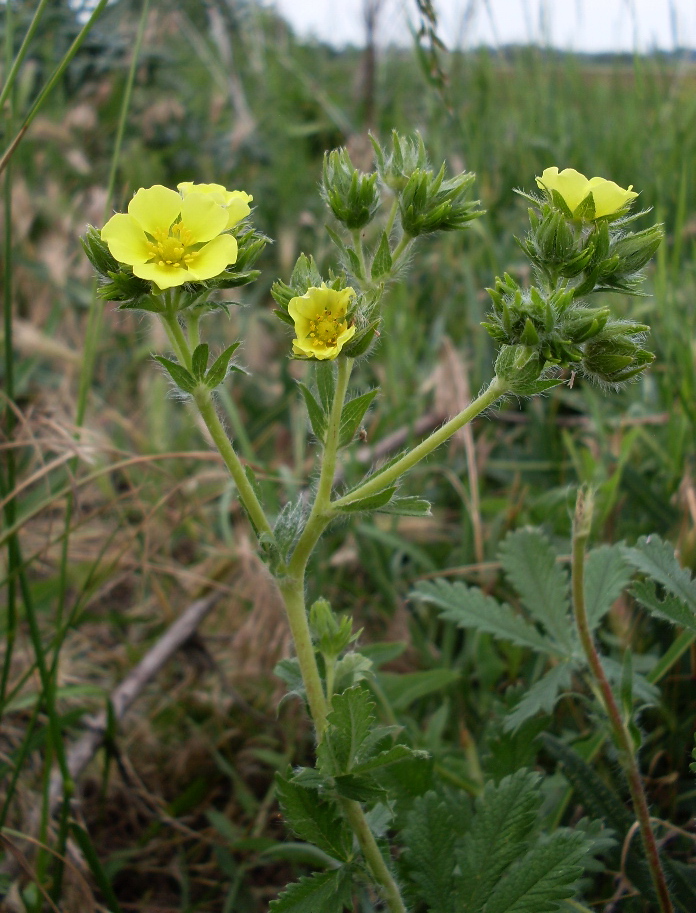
332;774;387;802
335;487;396;513
623;535;696;615
268;868;353;913
205;342;242;389
274;498;306;561
483;830;589;913
70;823;124;913
315;361;336;412
339;389;378;448
318;684;376;776
402;791;470;913
191;343;209;380
630;580;696;633
584;544;633;629
297;382;327;442
371;230;393;279
350;744;425;775
342;320;379;358
377;669;459;711
153;356;197;393
503;661;574;732
414;579;561;656
498;529;573;651
275;775;352;862
378;496;432;516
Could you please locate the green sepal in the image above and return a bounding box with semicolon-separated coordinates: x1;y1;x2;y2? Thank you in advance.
191;343;209;380
81;225;120;276
335;486;396;513
205;342;243;389
573;191;596;221
339;389;378;447
378;496;432;516
341;320;380;358
297;382;327;442
371;230;393;279
549;189;574;218
154;356;198;394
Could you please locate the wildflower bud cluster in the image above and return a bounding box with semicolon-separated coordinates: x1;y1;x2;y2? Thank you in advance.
483;166;662;389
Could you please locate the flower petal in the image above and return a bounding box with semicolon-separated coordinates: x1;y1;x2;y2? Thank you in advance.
128;185;182;235
180;193;229;243
187;234;238;281
537;167;591;213
133;261;191;290
588;177;638;218
224;191;253;228
101;213;151;265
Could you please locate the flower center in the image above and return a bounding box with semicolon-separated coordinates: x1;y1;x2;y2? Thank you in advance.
145;222;197;269
308;309;343;348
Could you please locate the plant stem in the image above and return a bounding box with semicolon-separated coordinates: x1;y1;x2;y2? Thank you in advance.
340;798;407;913
571;487;673;913
333;373;508;508
351;229;369;282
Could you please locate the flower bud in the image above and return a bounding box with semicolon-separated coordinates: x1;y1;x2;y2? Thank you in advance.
322;149;380;230
371;130;429;192
309;598;356;658
581;321;654;385
399;165;480;236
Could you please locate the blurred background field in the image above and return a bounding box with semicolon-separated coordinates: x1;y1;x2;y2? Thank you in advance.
1;0;695;910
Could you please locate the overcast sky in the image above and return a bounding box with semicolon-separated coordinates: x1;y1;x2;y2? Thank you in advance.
267;0;696;52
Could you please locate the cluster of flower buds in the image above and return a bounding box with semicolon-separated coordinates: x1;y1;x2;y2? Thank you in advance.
483;166;661;388
322;149;380;230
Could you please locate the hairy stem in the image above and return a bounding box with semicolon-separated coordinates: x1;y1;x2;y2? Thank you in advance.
341;798;407;913
571;487;673;913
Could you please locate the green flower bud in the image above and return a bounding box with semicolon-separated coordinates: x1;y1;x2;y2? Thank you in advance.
309;598;356;659
399;165;481;236
322;149;380;230
581;322;655;386
371;130;429;192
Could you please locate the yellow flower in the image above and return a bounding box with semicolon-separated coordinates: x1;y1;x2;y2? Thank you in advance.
177;181;253;229
536;167;638;219
289;285;356;360
101;184;239;290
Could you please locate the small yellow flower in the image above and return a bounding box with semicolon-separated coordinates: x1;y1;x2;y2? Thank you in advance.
177;181;253;229
101;184;239;290
536;167;638;219
289;285;356;360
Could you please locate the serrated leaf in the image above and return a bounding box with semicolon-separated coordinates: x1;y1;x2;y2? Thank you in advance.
630;580;696;633
205;342;242;389
623;535;696;614
318;684;376;776
585;544;633;629
503;661;574;732
378;496;431;516
332;773;387;802
456;770;543;911
498;529;573;651
377;669;459;711
191;343;209;380
154;356;197;393
297;382;327;442
268;868;353;913
275;775;352;862
339;389;378;448
315;361;336;412
333;651;373;694
402;791;469;913
371;230;393;279
484;829;589;913
336;486;396;513
414;579;561;656
350;744;424;775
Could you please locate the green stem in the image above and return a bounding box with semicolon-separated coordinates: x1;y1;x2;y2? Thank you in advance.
0;0;52;114
571;487;673;913
162;308;193;371
351;230;369;282
333;374;508;508
340;798;406;913
384;197;399;237
391;233;412;266
187;311;201;351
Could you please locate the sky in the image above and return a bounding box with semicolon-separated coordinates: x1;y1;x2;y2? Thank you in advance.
267;0;696;52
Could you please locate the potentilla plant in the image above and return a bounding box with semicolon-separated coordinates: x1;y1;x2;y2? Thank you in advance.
83;140;673;913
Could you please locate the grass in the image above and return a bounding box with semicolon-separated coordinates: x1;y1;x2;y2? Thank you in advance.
1;1;695;910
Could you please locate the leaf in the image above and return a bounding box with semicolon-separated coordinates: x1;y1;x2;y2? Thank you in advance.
268;868;353;913
191;343;209;380
297;382;327;442
584;544;633;629
402;791;469;913
315;361;336;412
274;497;306;562
70;823;124;913
378;496;431;516
371;230;393;279
275;775;352;862
483;829;589;913
153;356;197;393
318;685;376;776
377;669;460;711
350;744;425;775
456;770;543;911
205;342;242;389
498;529;573;651
414;579;561;656
503;661;574;732
332;774;387;802
630;580;696;633
623;535;696;614
338;389;378;448
335;487;397;513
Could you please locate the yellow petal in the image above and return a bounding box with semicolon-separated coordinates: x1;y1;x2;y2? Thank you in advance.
133;261;191;290
187;234;238;281
101;213;151;264
224;191;253;228
128;185;182;235
537;167;591;213
179;193;229;243
587;177;638;218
